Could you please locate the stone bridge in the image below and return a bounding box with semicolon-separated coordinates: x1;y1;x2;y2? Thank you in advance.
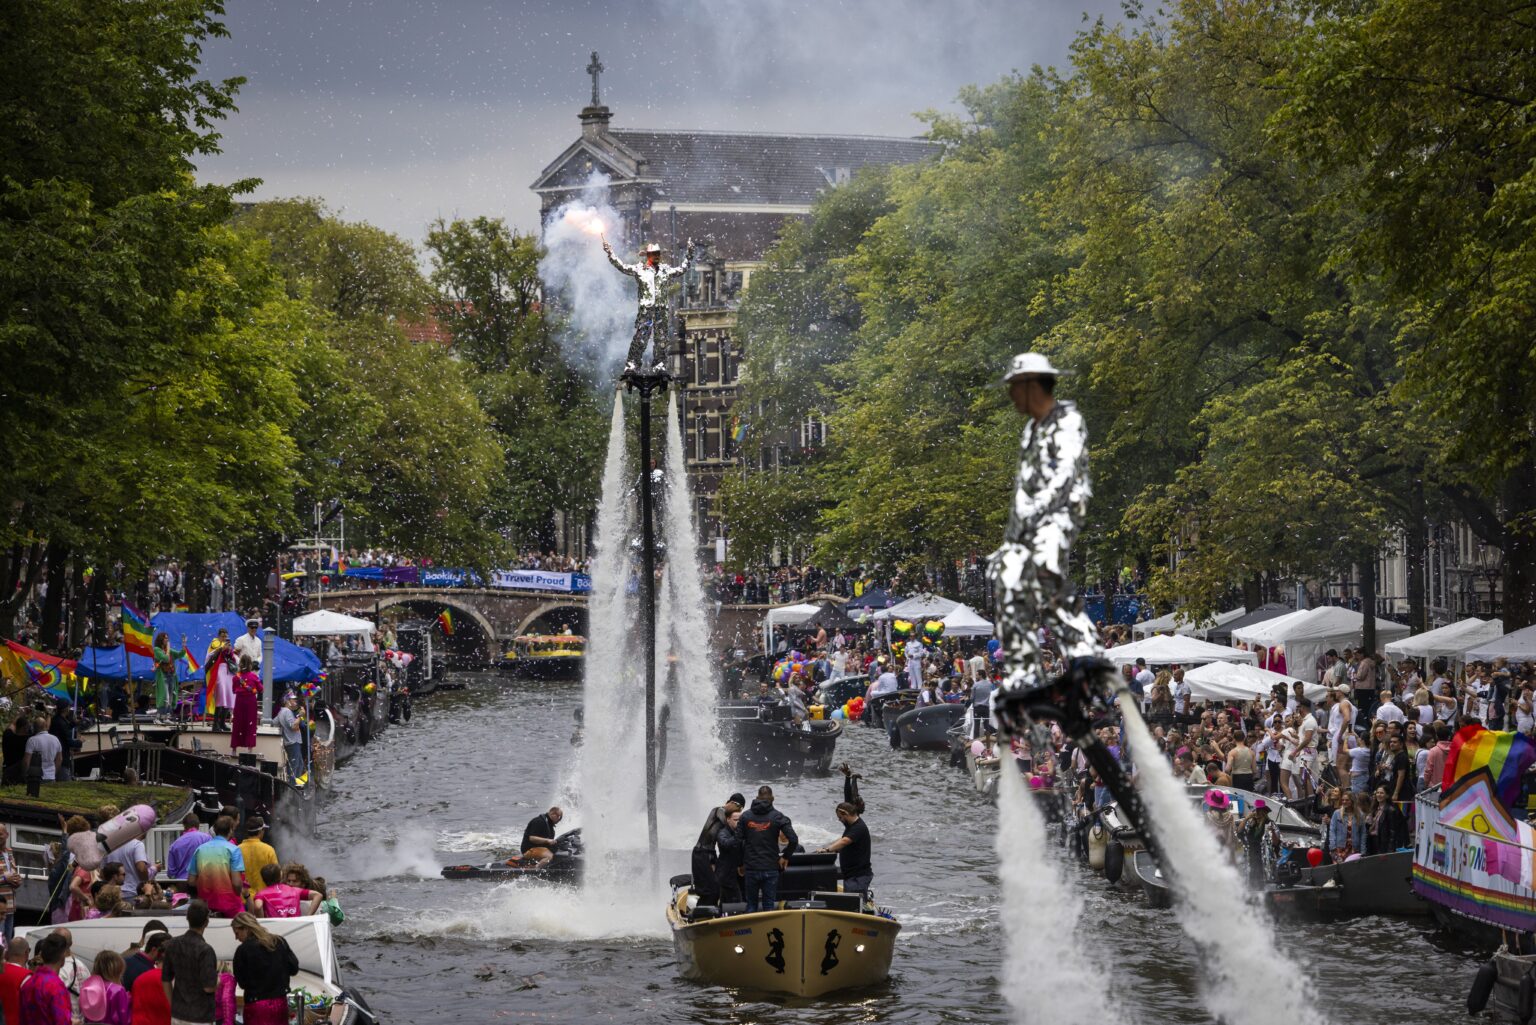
317;587;841;660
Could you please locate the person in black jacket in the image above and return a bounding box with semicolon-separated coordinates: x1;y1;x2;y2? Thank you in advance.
736;786;799;913
690;795;744;906
714;808;745;904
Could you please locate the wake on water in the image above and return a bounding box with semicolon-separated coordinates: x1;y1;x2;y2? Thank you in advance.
996;766;1127;1025
1120;702;1327;1025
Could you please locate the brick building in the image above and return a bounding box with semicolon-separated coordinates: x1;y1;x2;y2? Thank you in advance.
531;54;935;554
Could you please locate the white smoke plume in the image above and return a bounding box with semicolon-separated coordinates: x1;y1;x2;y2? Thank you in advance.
537;175;635;375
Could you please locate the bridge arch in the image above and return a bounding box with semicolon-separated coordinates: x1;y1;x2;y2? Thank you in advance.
513;601;590;639
369;594;498;660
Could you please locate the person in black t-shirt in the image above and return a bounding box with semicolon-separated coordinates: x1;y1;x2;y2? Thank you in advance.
521;807;563;853
816;802;873;895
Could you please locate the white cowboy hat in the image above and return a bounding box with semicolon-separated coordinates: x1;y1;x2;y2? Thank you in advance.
1002;352;1068;383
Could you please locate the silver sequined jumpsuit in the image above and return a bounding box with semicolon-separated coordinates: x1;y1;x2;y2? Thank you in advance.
605;240;695;368
987;398;1102;707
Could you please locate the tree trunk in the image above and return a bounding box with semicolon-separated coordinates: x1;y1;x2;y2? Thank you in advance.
1360;547;1378;655
1242;573;1262;612
87;570;107;646
67;559;87;650
39;543;69;649
1404;486;1428;634
0;540;44;636
183;556;208;614
1503;460;1536;631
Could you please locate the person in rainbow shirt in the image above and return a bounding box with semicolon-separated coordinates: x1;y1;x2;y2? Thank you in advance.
187;815;245;918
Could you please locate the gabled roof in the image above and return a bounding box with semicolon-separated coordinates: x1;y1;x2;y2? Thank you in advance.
610;129;937;205
532;125;938;205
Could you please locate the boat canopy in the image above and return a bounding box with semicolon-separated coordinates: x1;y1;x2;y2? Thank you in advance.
291;609;377;650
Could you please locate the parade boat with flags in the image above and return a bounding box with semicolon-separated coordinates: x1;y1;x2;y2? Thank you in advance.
1410;725;1536;1021
666;854;900;997
501;632;586;680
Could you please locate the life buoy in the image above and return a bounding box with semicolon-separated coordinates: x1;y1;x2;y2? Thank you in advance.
1087;825;1108;870
1467;960;1496;1013
1104;840;1125;884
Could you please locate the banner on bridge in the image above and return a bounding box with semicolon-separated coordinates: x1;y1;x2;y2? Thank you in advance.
488;570;591;593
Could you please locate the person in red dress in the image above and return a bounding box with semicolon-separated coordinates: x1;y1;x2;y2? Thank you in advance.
231;657;262;754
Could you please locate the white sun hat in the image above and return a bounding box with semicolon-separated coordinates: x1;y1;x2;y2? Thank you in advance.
1002;352;1068;383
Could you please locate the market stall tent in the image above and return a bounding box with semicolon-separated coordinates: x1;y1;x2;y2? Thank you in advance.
291;609;377;651
762;602;824;652
871;593;960;621
1133;606;1247;639
1232;606;1410;685
1184;661;1328;704
1104;634;1259;667
1182;606;1248;640
1206;603;1293;646
939;604;994;638
1383;618;1503;662
1462;623;1536;665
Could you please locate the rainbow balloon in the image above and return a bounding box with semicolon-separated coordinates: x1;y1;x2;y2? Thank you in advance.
891;620;914;640
923;620;946;641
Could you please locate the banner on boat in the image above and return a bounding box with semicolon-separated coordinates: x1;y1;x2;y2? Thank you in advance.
488;570;592;593
1412;770;1536;932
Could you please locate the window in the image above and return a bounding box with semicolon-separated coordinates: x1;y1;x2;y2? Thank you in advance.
800;414;826;450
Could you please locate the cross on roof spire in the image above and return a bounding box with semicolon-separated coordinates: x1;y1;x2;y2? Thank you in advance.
586;51;604;107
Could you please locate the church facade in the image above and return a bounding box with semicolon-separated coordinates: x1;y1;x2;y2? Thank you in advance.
532;55;936;555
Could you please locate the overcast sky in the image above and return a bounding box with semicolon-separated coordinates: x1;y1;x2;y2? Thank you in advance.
195;0;1119;250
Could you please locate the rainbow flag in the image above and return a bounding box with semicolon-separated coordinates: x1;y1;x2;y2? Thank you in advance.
121;603;154;658
203;643;232;717
1445;724;1536;810
2;640;78;700
181;646;201;674
437;609;454;636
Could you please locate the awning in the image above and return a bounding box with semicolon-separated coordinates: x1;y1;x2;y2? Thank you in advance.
1384;618;1504;661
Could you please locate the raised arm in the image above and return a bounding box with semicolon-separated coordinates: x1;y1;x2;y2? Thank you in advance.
602;236;637;277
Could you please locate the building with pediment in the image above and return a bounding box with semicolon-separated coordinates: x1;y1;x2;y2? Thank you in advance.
532;54;936;556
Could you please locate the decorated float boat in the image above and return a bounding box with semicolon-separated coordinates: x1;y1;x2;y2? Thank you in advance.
716;701;841;777
501;633;586;680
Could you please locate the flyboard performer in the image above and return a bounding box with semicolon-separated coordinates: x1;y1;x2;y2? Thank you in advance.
987;352;1157;856
602;233;696;376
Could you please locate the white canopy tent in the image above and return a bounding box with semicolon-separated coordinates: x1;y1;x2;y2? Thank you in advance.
1463;623;1536;665
1184;661;1328;704
290;608;376;651
939;604;994;638
762;602;823;652
1104;633;1259;667
1132;610;1182;638
1233;606;1410;684
1384;618;1504;662
871;592;960;621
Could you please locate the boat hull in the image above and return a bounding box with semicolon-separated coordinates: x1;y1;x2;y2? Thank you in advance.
895;704;966;749
1297;850;1424;916
669;904;899;997
501;654;584;680
1130;850;1172;908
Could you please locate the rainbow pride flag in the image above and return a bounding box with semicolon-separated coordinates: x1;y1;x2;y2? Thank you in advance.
121;602;154;658
181;646;200;674
438;609;454;636
1445;724;1536;810
2;640;78;701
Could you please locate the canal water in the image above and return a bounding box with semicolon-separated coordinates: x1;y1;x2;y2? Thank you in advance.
294;673;1484;1024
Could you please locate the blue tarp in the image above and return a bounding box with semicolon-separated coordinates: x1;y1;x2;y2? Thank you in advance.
76;612;322;683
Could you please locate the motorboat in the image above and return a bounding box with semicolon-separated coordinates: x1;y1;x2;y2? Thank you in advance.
864;690;917;730
893;703;967;749
717;702;841;777
20;915;376;1023
501;633;586;681
441;830;583;883
814;673;870;712
1129;849;1171;908
667;853;900;997
1297;850;1423;916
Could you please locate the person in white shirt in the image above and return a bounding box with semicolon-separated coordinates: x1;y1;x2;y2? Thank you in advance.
23;720;62;782
1428;660;1457;722
1172;668;1192;717
1374;691;1407;725
233;620;264;666
967;652;987;683
869;669;900;698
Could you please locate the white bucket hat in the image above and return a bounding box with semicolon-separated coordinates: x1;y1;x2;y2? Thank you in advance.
1002;352;1067;383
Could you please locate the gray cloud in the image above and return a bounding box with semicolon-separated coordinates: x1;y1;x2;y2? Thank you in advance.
195;0;1116;248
